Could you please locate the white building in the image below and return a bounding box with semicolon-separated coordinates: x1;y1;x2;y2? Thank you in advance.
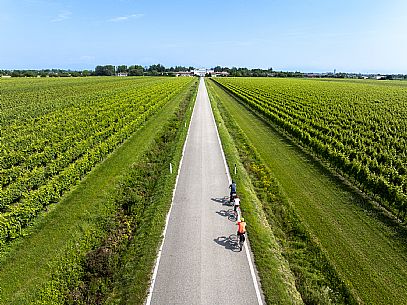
211;71;229;77
193;68;214;77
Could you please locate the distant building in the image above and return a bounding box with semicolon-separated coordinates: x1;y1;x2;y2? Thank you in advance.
193;68;208;77
175;71;193;77
117;72;128;77
304;73;320;78
192;69;229;77
211;71;229;77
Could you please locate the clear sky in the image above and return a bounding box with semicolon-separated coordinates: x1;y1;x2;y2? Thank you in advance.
1;0;406;73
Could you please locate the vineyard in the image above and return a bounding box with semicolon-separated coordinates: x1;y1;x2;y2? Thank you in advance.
207;78;407;304
0;76;195;248
213;77;407;220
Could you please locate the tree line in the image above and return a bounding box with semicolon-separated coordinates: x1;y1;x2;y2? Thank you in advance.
1;65;406;79
94;64;196;76
0;64;196;78
0;69;89;77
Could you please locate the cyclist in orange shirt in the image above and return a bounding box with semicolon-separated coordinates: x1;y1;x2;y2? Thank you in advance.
236;217;246;251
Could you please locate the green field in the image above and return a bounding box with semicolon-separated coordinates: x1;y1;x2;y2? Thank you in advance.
2;76;407;304
0;76;198;303
207;78;407;305
0;76;194;249
213;77;407;220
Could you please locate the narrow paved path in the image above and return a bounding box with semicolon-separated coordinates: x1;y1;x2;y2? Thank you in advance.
147;78;263;305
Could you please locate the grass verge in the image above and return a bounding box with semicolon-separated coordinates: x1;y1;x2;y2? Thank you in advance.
206;78;407;304
0;79;198;304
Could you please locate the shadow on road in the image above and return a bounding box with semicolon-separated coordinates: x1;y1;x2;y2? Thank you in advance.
216;209;237;222
211;196;232;206
213;235;240;252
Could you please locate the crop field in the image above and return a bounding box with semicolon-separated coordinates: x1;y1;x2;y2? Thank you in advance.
208;78;407;304
2;75;406;304
0;76;198;303
213;77;407;220
0;76;194;249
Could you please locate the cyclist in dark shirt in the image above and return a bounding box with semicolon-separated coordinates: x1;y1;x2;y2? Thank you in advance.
229;180;237;203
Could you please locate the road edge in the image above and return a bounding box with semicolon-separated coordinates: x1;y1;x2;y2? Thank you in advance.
144;80;199;305
204;78;265;305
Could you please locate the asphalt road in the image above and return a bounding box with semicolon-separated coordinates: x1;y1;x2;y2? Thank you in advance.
147;78;263;305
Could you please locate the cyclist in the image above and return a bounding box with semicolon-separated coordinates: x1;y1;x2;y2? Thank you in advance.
236;217;246;251
229;180;237;203
233;195;240;214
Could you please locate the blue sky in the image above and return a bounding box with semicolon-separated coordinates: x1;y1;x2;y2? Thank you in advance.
1;0;406;73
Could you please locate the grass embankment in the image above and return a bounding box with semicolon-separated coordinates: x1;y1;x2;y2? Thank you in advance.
207;79;407;304
0;78;198;304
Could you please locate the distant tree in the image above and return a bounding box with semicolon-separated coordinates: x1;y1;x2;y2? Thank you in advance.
95;65;115;76
128;65;144;76
251;69;263;77
229;68;244;77
82;70;90;77
148;64;166;73
59;71;70;77
117;65;128;73
23;70;36;77
11;70;21;77
174;65;188;72
95;65;104;76
0;70;11;76
70;71;81;77
106;65;116;75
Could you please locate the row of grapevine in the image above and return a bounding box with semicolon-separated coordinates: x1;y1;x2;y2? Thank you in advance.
0;77;194;246
213;77;407;220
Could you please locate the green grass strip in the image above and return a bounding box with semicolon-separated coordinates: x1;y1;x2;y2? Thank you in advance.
0;79;198;304
207;79;407;305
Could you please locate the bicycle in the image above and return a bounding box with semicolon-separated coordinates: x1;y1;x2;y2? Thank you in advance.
237;232;245;251
226;209;238;221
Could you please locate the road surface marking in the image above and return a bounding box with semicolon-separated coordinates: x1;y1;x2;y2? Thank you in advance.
206;79;264;305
